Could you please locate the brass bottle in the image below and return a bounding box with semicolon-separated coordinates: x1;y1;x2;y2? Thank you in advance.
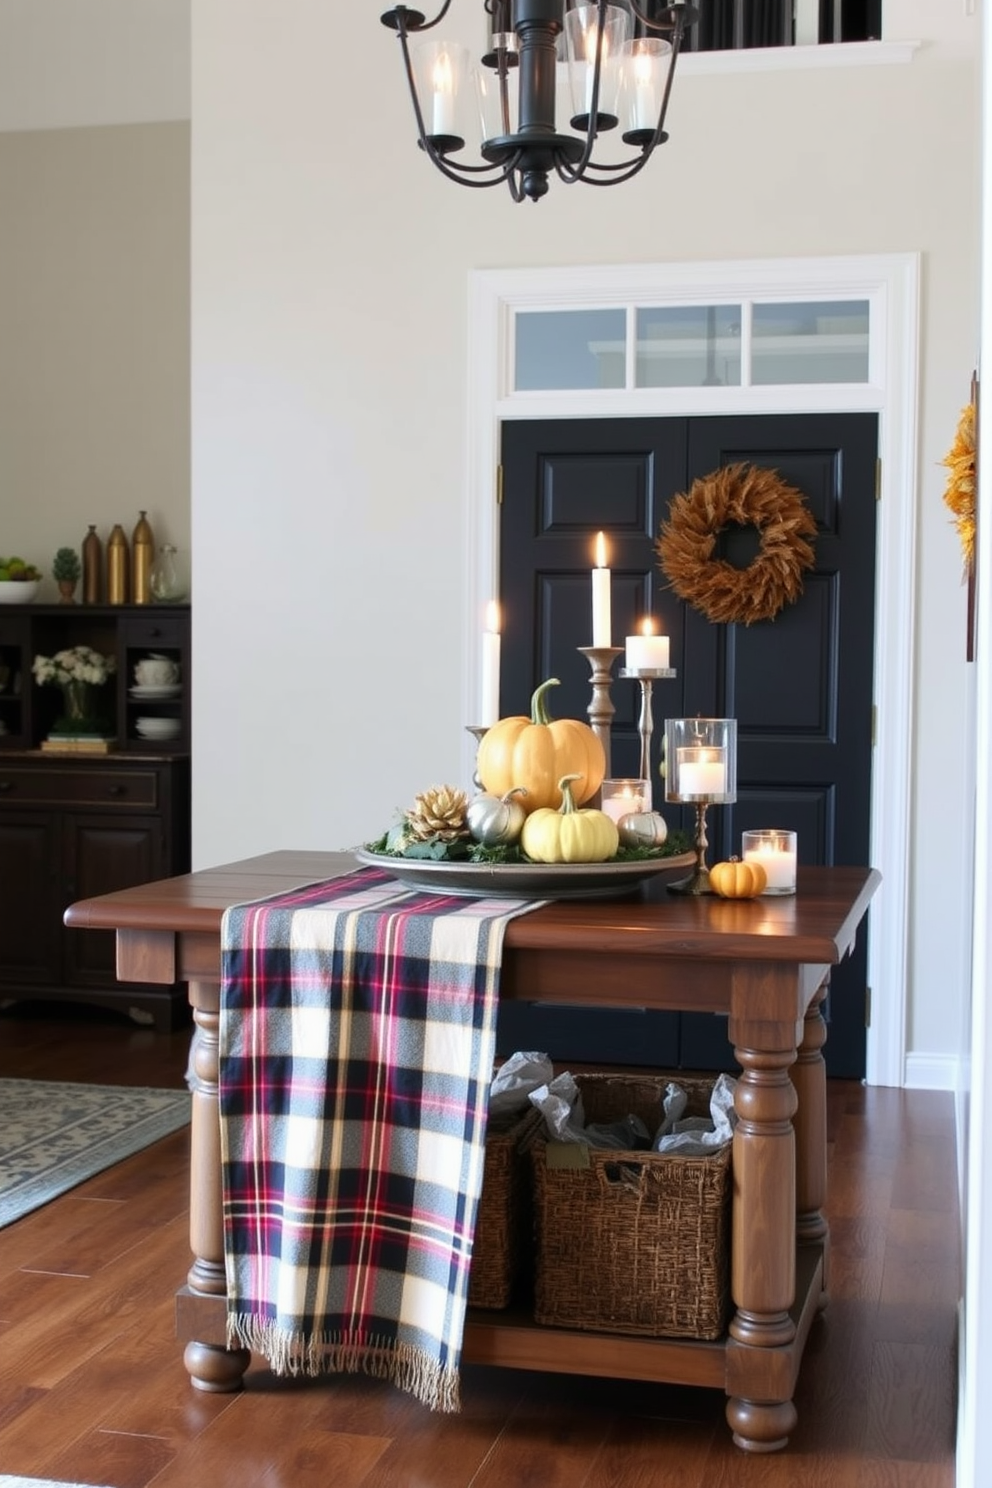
106;524;129;605
82;525;102;604
131;510;154;605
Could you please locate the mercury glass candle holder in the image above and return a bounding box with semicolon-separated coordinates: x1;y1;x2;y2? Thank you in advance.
664;717;737;894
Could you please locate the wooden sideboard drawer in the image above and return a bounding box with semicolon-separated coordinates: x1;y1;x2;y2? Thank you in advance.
123;617;186;650
0;766;159;808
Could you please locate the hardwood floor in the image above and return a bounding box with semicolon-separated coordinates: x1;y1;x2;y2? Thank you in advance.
0;1001;960;1487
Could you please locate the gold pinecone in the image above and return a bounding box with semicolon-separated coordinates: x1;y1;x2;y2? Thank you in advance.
405;784;471;843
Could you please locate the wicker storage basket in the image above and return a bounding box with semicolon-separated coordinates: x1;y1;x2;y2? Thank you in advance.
531;1072;733;1339
468;1105;543;1310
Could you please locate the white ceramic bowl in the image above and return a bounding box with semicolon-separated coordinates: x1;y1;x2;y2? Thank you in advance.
135;716;181;741
0;579;39;604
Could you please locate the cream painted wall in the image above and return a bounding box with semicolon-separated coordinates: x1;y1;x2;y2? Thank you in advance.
0;122;190;598
192;3;978;1074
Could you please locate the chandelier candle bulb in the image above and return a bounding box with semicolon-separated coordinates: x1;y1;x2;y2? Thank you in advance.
742;829;798;895
600;778;651;824
632;46;659;130
480;600;501;726
591;531;612;647
625;621;669;674
431;50;455;135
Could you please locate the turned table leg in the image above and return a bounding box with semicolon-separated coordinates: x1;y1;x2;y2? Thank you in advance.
725;976;800;1453
792;975;830;1307
182;978;249;1392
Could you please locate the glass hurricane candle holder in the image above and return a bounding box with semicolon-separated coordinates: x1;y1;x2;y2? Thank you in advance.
665;717;737;803
742;828;798;896
664;717;737;894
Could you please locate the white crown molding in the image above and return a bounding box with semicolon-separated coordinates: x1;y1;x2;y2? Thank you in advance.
677;39;921;76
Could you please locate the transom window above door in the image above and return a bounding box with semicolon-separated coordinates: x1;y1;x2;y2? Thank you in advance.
513;299;871;393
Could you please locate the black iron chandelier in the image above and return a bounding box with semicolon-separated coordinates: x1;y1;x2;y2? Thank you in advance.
381;0;699;202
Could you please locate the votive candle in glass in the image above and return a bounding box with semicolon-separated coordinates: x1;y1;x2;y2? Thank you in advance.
600;777;651;824
742;829;798;895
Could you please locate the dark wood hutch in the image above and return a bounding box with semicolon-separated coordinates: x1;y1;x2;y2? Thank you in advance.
0;601;191;1031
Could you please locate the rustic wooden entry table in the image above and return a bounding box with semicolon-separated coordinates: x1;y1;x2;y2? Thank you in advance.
65;850;879;1453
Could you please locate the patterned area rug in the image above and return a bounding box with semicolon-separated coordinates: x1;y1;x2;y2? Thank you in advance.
0;1478;111;1487
0;1078;190;1229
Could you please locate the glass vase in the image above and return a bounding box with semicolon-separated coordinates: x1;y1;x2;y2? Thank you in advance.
60;679;95;730
149;544;185;602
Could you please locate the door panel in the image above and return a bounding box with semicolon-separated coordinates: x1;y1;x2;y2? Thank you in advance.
498;411;877;1078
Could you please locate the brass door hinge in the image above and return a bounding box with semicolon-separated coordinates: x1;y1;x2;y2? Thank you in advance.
872;704;877;747
875;458;882;501
865;985;872;1028
496;464;504;505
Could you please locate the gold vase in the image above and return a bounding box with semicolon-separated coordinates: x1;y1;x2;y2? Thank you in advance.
131;510;154;605
82;525;102;604
107;524;129;605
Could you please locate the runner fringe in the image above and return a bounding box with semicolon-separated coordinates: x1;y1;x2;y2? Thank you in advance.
227;1314;461;1413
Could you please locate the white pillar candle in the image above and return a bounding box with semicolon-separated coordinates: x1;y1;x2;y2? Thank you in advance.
591;531;611;647
744;847;797;891
625;620;669;672
480;600;501;726
677;747;726;798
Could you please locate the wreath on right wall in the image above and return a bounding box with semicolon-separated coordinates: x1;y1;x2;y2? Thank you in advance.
942;398;976;580
656;462;817;627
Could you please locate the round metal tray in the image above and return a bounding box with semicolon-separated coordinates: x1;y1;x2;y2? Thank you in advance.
353;848;697;901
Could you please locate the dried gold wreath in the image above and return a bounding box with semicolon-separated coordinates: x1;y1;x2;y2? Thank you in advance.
656;463;817;626
941;401;976;578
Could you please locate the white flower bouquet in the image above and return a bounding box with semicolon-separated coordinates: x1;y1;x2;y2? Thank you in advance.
33;645;117;687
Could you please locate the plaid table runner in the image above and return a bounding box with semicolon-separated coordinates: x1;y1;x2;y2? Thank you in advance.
219;865;541;1412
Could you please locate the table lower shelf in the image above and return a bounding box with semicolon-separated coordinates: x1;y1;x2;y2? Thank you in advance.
175;1243;824;1407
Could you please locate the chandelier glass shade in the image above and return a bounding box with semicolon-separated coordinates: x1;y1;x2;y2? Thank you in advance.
381;0;699;202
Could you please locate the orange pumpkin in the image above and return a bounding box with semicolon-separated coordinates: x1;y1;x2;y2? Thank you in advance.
476;678;606;813
709;857;768;899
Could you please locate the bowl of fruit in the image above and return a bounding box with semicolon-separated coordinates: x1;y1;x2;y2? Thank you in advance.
0;556;42;603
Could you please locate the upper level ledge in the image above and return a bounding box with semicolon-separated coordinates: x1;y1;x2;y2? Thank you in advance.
678;39;922;76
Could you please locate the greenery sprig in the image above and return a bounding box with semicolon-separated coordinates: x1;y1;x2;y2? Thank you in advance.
366;827;691;866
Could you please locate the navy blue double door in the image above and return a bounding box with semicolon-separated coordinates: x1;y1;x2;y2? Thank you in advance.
494;411;878;1080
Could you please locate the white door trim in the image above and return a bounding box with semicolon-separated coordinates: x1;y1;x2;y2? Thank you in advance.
466;252;920;1088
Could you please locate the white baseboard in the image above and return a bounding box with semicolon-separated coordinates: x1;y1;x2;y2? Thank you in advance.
904;1052;960;1091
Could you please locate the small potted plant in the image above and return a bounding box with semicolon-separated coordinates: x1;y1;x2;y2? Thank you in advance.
52;546;82;604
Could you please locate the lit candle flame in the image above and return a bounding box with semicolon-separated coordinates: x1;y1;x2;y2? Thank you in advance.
595;531;608;568
485;600;500;633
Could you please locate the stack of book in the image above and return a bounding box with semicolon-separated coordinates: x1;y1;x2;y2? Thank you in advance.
41;734;118;755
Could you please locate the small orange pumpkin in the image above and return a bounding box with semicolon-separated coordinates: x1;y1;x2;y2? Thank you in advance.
709;856;767;899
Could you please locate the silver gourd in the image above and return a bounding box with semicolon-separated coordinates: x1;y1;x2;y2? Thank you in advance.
466;787;528;847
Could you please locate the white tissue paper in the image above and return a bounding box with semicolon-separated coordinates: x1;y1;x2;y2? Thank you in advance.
652;1072;738;1155
528;1072;588;1141
489;1051;554;1117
